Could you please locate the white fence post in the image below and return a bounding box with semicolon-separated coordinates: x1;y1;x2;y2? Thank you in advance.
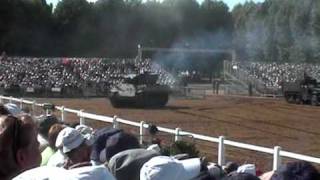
79;109;85;125
139;121;145;145
32;100;36;116
218;136;225;166
273;146;281;171
20;98;23;109
61;106;65;122
175;128;181;141
112;115;119;129
45;109;50;116
9;96;13;103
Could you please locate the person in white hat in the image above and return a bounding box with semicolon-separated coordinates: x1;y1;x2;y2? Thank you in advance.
54;127;92;169
140;156;202;180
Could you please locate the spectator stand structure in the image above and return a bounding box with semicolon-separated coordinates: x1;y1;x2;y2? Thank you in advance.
1;95;319;172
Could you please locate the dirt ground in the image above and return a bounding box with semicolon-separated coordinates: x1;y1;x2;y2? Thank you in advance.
33;95;320;171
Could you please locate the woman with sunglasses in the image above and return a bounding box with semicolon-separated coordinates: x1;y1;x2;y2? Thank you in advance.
0;115;41;180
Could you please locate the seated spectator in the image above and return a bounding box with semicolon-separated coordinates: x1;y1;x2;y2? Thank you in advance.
41;123;65;166
270;161;319;180
140;156;202;180
37;115;60;152
0;115;41;180
108;148;160;180
90;127;122;164
55;127;92;169
105;131;140;161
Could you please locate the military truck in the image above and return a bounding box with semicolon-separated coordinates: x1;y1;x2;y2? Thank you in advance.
109;72;170;108
282;75;320;105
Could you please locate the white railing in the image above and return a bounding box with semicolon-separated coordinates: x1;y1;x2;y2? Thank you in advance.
1;95;320;170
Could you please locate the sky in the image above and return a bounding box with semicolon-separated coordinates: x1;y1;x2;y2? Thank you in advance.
46;0;265;10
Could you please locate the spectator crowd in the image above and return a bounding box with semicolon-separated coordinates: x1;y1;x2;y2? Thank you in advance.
0;102;319;180
232;61;320;90
0;55;176;96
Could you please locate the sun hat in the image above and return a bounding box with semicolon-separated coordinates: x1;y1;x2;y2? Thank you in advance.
55;127;85;153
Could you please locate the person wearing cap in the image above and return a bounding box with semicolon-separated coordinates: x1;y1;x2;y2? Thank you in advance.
108;148;160;180
140;156;202;180
54;127;92;169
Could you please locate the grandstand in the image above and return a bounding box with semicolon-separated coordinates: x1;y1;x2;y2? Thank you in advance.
223;60;320;96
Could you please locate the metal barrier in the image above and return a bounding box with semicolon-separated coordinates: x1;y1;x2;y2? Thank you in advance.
1;95;320;170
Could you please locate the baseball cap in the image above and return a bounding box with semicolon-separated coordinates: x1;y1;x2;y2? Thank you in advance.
140;156;201;180
108;148;160;180
55;127;85;153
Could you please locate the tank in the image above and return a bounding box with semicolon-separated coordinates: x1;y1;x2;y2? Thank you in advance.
282;75;320;105
109;72;170;108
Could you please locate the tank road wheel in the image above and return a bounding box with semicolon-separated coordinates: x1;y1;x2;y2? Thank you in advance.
286;95;295;104
311;95;319;106
109;93;122;108
156;93;169;107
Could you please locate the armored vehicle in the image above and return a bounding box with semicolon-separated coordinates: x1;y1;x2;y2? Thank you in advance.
282;75;320;105
109;72;170;108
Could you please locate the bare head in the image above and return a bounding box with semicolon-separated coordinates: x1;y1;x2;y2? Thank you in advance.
0;115;41;180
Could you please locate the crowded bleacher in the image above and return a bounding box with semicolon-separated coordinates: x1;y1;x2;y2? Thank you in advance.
0;103;319;180
0;55;176;97
232;61;320;91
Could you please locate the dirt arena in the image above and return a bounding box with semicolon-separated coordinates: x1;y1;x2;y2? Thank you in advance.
33;95;320;171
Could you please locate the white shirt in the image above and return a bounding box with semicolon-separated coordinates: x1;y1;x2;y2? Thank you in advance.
47;149;67;168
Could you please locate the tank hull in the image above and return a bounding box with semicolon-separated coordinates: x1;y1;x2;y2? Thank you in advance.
109;91;169;108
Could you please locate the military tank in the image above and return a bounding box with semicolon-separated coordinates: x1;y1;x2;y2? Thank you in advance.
109;72;170;108
282;75;320;105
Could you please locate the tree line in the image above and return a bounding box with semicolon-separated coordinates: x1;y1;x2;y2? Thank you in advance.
233;0;320;63
0;0;232;58
0;0;319;63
